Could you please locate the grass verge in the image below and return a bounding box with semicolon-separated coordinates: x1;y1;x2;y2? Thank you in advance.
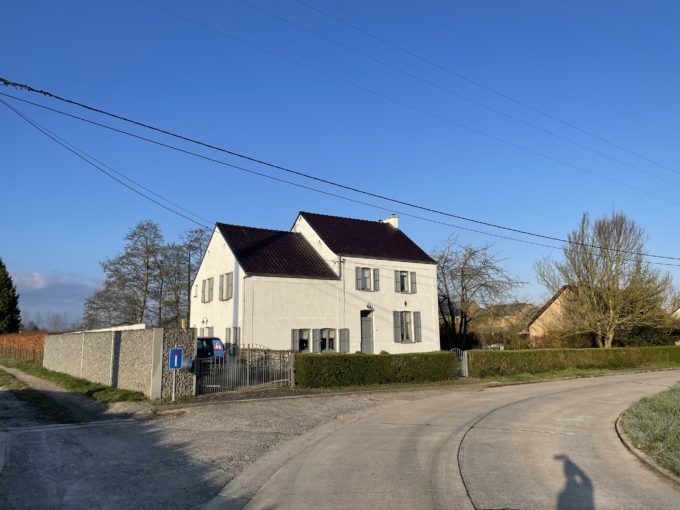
0;369;76;423
620;386;680;476
481;363;680;382
0;357;146;403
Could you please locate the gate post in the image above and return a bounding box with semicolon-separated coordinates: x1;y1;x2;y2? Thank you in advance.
461;350;469;378
290;353;296;387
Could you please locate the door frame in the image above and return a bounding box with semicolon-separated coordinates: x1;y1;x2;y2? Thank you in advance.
360;310;374;354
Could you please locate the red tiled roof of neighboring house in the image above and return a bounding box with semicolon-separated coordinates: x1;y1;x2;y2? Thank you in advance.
298;211;436;264
216;223;337;279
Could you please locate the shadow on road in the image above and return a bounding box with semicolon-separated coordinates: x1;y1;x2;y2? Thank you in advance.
554;454;595;510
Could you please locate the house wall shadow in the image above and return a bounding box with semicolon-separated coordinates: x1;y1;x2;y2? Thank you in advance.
555;454;595;510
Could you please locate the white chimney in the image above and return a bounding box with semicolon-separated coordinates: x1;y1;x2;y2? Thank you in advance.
381;214;399;229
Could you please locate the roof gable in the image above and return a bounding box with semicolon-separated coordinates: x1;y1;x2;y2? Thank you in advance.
298;212;435;264
216;223;337;279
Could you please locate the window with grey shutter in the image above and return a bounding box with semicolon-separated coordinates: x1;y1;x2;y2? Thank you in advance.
373;268;380;291
291;329;298;351
207;327;214;337
233;327;240;344
393;311;401;342
227;272;234;299
225;328;231;343
414;312;422;342
355;267;362;290
339;328;350;352
207;278;214;302
219;274;225;300
410;272;417;294
312;329;321;352
394;271;400;292
201;280;206;303
199;327;205;336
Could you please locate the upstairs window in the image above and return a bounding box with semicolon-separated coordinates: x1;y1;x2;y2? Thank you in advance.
219;272;234;301
356;267;379;291
394;270;417;294
201;277;214;303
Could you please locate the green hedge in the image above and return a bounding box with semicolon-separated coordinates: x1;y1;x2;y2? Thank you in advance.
468;346;680;378
295;352;459;388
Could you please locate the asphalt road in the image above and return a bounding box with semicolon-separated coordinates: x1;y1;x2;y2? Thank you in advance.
212;370;680;510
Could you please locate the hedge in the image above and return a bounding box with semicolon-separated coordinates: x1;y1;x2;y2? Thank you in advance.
294;352;459;388
467;346;680;378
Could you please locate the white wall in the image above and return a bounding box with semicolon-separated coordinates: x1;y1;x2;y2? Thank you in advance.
189;227;243;341
192;224;440;354
241;255;439;353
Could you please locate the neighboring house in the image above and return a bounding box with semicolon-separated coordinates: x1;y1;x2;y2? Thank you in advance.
190;212;440;354
472;303;536;343
526;286;569;345
672;306;680;321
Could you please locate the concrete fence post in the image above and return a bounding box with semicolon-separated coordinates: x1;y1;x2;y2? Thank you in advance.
461;351;469;378
80;332;85;377
108;331;116;387
149;328;163;400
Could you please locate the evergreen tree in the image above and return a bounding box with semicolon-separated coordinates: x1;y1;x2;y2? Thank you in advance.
0;257;21;334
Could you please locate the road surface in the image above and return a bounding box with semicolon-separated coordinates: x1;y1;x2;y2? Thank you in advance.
212;370;680;510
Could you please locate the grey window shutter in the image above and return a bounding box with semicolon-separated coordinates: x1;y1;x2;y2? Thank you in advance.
394;271;400;292
339;328;350;352
199;327;204;336
291;329;298;351
410;272;417;294
355;267;362;290
225;328;231;343
233;327;240;343
219;274;224;300
227;272;234;299
393;311;402;342
312;329;321;352
208;278;214;301
373;268;380;291
201;280;206;303
414;312;422;342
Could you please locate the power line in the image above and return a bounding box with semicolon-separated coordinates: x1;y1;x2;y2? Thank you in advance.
237;0;680;189
3;91;680;268
126;3;678;205
0;99;211;230
294;0;680;179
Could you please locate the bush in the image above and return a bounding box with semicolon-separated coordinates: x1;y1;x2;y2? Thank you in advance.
295;352;458;388
468;346;680;378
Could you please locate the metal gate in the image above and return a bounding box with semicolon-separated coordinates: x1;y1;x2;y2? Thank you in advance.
450;347;468;377
195;345;295;395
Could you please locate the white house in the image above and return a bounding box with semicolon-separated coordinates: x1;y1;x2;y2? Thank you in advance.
189;212;439;354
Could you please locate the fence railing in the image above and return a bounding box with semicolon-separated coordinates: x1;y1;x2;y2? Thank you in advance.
195;345;295;394
0;334;45;364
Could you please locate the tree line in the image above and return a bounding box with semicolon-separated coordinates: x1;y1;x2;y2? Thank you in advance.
82;221;210;330
435;211;677;349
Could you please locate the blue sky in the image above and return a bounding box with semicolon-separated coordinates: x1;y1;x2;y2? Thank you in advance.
2;0;679;322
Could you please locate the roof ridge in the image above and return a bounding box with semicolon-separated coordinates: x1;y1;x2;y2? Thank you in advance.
299;210;391;224
217;221;301;236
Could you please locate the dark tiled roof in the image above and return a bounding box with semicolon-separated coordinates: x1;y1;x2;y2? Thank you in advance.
216;223;337;279
299;212;436;264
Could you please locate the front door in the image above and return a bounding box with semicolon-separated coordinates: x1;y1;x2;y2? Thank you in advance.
360;311;373;354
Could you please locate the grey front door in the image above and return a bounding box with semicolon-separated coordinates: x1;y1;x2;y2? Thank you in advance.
361;311;373;354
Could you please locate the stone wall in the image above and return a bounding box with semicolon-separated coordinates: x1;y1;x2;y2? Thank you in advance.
161;328;197;399
43;328;196;400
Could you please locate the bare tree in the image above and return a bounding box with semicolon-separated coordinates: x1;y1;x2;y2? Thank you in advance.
535;212;673;348
181;227;210;322
435;237;524;344
47;311;63;332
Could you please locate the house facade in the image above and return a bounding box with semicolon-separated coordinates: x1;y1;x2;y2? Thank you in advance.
527;286;569;345
189;212;439;354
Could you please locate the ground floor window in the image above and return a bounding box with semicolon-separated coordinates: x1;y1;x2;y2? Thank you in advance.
321;329;336;352
297;329;310;352
393;311;422;343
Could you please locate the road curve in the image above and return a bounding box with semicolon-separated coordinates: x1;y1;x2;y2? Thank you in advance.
219;370;680;510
